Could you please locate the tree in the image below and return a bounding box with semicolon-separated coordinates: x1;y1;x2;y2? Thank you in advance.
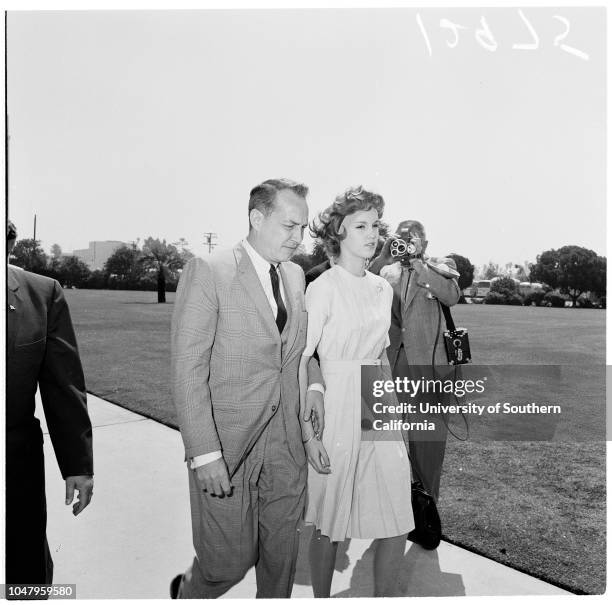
140;237;186;303
514;262;530;282
50;243;63;261
490;276;518;295
447;253;475;291
56;255;91;288
9;238;49;274
530;246;605;307
104;245;145;284
485;276;522;305
310;241;330;267
591;256;607;299
48;243;63;274
481;261;502;280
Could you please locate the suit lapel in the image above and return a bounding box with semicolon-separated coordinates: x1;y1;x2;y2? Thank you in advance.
234;244;280;342
7;267;22;352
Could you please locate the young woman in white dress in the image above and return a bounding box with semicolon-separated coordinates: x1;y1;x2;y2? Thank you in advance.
298;187;414;597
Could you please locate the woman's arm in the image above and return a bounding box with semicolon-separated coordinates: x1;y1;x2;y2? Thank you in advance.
299;354;315;441
299;353;331;475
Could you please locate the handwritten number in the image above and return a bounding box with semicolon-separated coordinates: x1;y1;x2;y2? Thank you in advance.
475;17;498;52
416;13;432;57
553;16;590;61
440;19;468;49
513;9;539;51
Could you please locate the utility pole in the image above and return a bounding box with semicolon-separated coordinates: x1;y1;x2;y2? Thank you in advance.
203;232;217;254
33;213;37;240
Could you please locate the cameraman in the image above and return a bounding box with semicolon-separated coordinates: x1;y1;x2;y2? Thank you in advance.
369;220;460;541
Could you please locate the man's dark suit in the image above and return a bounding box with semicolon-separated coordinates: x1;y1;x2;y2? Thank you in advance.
305;260;331;288
6;265;93;584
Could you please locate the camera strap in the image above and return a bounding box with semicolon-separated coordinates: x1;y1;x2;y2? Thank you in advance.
440;303;456;332
435;302;470;442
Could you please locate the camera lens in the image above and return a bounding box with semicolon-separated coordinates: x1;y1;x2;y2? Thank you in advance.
390;239;408;257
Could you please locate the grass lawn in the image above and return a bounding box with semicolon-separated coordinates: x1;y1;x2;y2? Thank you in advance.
64;289;606;594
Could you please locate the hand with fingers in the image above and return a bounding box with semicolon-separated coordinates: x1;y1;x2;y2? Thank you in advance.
65;475;94;516
303;436;332;475
195;457;233;498
303;388;325;439
368;237;399;275
408;231;423;257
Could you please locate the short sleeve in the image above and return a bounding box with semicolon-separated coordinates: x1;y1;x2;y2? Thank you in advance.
303;277;330;357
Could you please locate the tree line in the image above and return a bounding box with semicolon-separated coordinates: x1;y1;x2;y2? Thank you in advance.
9;236;605;308
469;246;605;308
9;237;194;303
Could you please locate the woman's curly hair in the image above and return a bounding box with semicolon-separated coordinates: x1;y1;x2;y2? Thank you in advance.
310;186;385;258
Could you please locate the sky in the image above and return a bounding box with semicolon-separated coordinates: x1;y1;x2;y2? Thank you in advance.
6;7;606;268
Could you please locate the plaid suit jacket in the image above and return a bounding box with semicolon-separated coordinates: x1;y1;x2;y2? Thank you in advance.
171;243;309;476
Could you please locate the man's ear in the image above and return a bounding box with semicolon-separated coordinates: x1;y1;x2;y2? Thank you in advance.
249;208;264;232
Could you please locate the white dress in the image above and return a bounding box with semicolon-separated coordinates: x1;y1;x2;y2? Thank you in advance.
303;264;414;541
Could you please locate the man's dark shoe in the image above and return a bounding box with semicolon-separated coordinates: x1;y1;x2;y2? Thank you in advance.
408;528;440;550
170;574;183;599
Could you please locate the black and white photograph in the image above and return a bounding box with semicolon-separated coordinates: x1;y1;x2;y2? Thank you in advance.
2;1;608;601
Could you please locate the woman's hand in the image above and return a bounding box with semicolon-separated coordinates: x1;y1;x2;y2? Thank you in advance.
302;389;325;438
304;437;331;475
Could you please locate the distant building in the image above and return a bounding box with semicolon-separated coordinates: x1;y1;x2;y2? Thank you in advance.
72;240;125;270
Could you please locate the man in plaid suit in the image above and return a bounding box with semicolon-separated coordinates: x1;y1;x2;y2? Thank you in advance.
170;179;324;598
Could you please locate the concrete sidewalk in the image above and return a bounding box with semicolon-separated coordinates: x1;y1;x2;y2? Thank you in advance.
39;393;571;599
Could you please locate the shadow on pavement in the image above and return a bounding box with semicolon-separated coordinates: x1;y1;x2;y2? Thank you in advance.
293;524;465;597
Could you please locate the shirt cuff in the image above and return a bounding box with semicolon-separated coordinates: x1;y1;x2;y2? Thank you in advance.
308;383;325;395
190;450;222;469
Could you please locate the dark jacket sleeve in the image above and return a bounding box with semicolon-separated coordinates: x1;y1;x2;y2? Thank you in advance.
38;281;93;479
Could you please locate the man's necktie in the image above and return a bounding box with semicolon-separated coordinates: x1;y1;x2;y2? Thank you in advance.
269;264;287;333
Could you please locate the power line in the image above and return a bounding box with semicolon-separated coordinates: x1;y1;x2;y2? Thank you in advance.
203;232;217;254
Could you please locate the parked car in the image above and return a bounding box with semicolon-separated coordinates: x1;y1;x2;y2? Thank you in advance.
518;281;544;297
470;279;492;299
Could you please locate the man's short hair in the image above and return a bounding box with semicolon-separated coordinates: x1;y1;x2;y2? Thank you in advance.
248;178;309;222
396;219;426;240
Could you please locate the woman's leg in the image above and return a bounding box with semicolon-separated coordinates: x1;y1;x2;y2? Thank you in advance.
309;529;339;597
373;534;408;596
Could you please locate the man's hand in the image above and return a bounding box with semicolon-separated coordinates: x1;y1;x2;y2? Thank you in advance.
408;231;424;256
303;388;325;438
65;475;94;516
195;457;233;497
369;237;396;275
305;439;331;475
